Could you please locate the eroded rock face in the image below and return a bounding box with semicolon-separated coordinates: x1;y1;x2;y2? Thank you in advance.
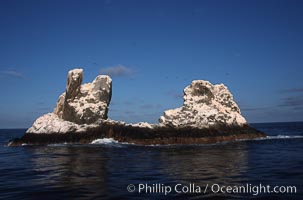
159;80;247;128
26;69;248;137
26;113;100;134
27;68;112;134
15;69;266;146
65;69;83;100
54;69;112;124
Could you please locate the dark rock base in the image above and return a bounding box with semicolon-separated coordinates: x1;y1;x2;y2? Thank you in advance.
8;123;266;146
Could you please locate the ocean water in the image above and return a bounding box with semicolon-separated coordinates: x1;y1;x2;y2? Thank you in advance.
0;122;302;200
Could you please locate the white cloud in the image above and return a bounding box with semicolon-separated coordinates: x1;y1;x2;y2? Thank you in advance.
100;65;134;77
0;70;26;79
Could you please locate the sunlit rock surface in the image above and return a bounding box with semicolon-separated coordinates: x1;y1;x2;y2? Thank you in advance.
26;113;99;134
10;69;265;146
159;80;247;128
27;68;112;133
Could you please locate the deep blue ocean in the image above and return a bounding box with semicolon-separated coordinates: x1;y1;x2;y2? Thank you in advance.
0;122;302;200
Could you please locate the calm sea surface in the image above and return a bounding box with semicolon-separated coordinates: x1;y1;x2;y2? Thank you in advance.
0;122;302;199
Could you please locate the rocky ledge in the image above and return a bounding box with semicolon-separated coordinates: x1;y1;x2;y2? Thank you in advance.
9;69;265;146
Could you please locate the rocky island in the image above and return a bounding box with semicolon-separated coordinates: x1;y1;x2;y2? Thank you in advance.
9;69;265;146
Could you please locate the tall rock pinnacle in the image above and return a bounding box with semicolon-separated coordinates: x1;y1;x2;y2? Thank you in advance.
54;68;112;124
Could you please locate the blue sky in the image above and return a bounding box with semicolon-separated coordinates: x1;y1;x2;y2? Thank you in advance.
0;0;303;128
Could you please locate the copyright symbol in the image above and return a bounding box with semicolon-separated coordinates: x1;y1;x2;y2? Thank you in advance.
127;184;136;192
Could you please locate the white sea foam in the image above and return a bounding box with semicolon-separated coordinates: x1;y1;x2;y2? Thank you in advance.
91;138;119;144
38;135;303;147
265;135;303;140
235;135;303;142
48;142;69;147
90;135;303;146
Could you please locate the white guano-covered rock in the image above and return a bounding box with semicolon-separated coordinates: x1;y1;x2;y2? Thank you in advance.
26;113;78;134
54;69;112;124
27;68;112;134
132;122;154;129
26;113;100;134
27;69;247;134
159;80;247;128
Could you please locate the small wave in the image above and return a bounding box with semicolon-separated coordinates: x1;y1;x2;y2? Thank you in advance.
46;139;130;147
48;142;69;147
90;138;134;148
266;135;303;139
224;135;303;143
7;141;13;146
18;135;303;148
252;135;303;141
90;135;303;146
91;138;119;144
